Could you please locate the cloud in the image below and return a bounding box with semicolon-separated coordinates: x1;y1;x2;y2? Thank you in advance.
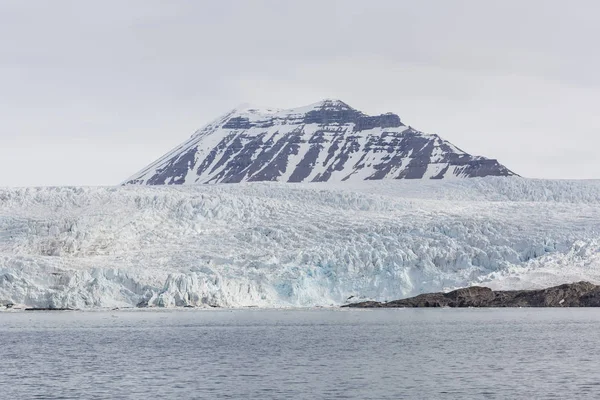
0;0;599;185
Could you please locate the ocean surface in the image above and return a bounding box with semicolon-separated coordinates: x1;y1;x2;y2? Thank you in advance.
1;308;599;399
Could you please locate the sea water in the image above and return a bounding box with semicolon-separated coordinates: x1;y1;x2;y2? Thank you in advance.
1;308;599;399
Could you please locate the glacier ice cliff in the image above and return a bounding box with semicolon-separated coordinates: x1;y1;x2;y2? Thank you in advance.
1;178;600;308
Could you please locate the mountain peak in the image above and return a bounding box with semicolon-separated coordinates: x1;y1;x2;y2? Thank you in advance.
227;99;355;117
124;100;516;185
310;98;355;110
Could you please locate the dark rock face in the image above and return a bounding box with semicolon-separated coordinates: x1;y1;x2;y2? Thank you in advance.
355;113;403;131
123;99;517;185
222;117;254;130
344;282;600;308
303;107;363;125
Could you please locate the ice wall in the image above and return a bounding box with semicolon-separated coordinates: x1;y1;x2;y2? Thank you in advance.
1;178;599;308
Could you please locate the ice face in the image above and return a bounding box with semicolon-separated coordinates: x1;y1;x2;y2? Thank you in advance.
1;177;600;309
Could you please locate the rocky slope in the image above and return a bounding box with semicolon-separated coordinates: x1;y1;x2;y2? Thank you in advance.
124;99;516;185
345;282;600;308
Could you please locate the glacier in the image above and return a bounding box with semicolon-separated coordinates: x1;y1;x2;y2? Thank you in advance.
1;177;600;309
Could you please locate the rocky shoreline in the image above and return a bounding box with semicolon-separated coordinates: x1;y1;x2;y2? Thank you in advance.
344;282;600;308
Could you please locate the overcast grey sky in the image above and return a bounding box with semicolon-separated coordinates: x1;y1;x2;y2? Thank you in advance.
1;0;599;186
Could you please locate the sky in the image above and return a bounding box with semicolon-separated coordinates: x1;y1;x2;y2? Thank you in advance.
1;0;599;186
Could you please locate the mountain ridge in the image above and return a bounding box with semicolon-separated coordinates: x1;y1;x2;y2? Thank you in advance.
124;99;516;185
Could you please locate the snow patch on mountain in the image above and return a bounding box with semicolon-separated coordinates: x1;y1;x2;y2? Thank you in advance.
1;177;599;309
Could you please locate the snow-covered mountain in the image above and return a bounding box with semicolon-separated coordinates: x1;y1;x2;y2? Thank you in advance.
124;99;515;185
1;178;599;309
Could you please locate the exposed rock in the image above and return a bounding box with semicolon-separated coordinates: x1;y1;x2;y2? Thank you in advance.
135;299;149;308
354;113;403;131
344;282;600;308
1;300;14;309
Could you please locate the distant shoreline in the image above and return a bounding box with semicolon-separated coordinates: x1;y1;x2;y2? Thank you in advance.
344;282;600;308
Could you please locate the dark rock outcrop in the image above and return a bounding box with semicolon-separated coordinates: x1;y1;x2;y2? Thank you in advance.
344;282;600;308
354;113;404;131
136;299;149;308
